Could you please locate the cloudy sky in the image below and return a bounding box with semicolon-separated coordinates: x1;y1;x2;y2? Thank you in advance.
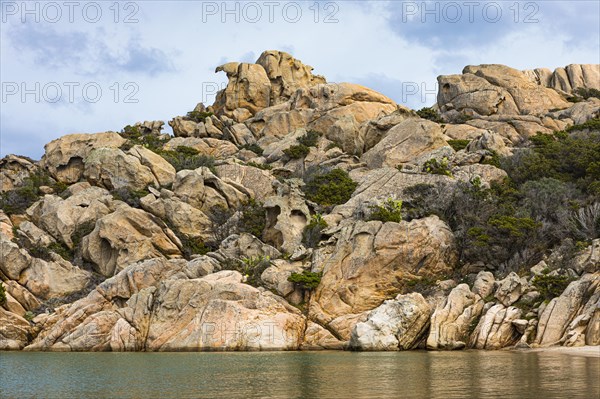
1;0;599;158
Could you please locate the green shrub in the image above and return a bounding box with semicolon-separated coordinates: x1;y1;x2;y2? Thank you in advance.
505;131;600;193
0;281;6;306
402;183;444;221
395;125;598;272
120;124;142;140
369;198;403;223
119;125;169;152
303;214;328;248
325;142;341;151
532;272;574;301
288;270;322;290
187;110;213;123
481;150;501;168
0;171;67;215
160;146;216;172
240;256;272;287
22;311;35;322
467;227;491;246
240;143;264;156
48;242;74;261
71;221;96;249
0;185;39;215
303;168;358;207
447;139;471;151
111;187;149;208
566;118;600;133
405;276;438;295
423;158;452;176
416;107;443;123
246;161;272;170
283;131;321;160
238;199;266;239
29;242;73;261
297;131;321;147
220;255;272;287
283;144;310;159
569;88;600;101
488;216;541;238
179;236;215;260
453;113;473;124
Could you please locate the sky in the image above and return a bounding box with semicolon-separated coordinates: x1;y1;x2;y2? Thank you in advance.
1;0;599;159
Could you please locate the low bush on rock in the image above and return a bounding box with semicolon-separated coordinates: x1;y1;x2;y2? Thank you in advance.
240;143;264;156
405;129;600;273
209;200;267;243
28;242;73;262
283;131;321;160
111;187;149;208
0;171;67;215
221;256;272;288
160;146;216;172
119;125;169;152
532;272;575;301
505;130;600;193
288;270;322;290
246;161;272;170
238;199;267;239
404;275;438;296
303;214;328;248
283;144;310;159
241;256;272;287
416;107;443;123
423;158;453;176
179;236;215;260
567;88;600;102
297;131;321;148
0;281;6;306
566;118;600;133
186;110;213;123
447;139;471;151
303;168;357;207
0;184;39;216
369;198;403;223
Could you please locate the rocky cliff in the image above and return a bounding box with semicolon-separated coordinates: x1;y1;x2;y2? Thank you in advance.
1;51;599;352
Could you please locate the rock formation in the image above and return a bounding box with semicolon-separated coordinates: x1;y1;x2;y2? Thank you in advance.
1;51;599;352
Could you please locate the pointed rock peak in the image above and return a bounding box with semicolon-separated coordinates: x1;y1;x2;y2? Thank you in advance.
213;50;327;121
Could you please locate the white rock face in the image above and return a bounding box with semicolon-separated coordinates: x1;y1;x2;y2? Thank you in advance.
28;184;112;248
469;304;523;349
535;273;600;346
19;256;90;299
427;284;484;350
349;293;431;351
26;260;307;352
472;271;495;299
0;155;38;193
263;186;311;255
310;217;456;340
494;272;526;307
362;119;448;169
82;204;181;276
0;235;89;300
42;132;126;184
83;147;158;191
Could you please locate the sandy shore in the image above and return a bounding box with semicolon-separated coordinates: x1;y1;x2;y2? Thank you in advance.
521;345;600;358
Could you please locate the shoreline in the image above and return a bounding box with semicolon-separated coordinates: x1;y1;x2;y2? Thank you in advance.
515;345;600;358
2;346;599;356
